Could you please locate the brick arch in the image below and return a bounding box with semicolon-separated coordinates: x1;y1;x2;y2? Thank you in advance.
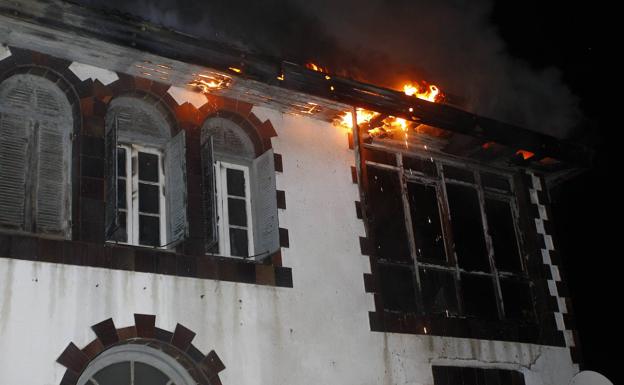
56;314;225;385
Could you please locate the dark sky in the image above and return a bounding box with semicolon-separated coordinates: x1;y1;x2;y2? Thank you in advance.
81;0;614;381
491;2;616;383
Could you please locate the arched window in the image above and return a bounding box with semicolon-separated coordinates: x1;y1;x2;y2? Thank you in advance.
77;344;196;385
105;96;188;248
201;115;279;259
0;73;73;237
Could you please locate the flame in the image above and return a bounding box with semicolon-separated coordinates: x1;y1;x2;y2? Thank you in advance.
228;67;242;73
403;82;441;102
306;62;328;73
338;108;380;128
516;150;535;160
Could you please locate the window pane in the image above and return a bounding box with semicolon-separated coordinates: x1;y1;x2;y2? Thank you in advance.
139;183;160;214
93;361;130;385
228;197;247;227
110;211;127;243
408;182;446;263
138;152;159;182
501;278;534;321
378;264;417;312
134;362;170;385
117;179;127;209
226;168;246;197
139;215;160;247
367;166;411;263
443;165;474;183
363;147;396;166
229;228;249;257
481;172;510;191
446;184;490;272
461;273;498;319
117;147;126;177
485;199;522;272
403;156;437;177
420;268;458;315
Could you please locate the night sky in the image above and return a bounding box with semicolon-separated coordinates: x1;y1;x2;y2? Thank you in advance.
491;2;615;383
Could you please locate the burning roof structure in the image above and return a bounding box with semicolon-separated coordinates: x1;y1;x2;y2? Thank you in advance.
0;0;591;182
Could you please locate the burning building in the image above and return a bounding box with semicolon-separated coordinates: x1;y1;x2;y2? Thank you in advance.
0;0;592;384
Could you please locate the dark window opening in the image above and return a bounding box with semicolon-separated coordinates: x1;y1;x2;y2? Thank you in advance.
379;264;417;313
461;273;499;319
432;366;526;385
485;199;522;272
420;268;458;315
408;182;446;263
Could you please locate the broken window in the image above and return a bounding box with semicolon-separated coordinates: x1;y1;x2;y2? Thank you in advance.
366;147;533;322
201;116;279;259
432;365;526;385
105;96;188;248
0;74;73;238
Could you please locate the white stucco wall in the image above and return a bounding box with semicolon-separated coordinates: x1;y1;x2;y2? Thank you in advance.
0;109;577;385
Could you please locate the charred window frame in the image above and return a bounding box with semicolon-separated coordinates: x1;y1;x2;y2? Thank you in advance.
366;146;534;323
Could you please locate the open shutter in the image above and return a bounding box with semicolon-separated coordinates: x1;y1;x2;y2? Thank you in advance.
201;136;218;252
251;149;279;259
164;129;188;247
104;116;118;239
35;120;70;235
0;113;30;230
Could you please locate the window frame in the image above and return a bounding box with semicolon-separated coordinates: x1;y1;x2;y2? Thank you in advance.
114;143;167;248
214;160;255;258
366;145;534;322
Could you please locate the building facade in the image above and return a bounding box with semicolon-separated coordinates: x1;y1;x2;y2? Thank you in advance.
0;1;586;384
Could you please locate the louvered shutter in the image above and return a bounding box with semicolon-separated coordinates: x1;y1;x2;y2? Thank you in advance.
164;130;188;246
201;136;218;252
35;120;70;235
104;117;118;239
251;149;279;259
0;113;30;230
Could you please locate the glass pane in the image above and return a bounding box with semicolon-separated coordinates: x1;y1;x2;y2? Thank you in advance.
378;264;417;312
403;156;437;177
443;165;474;183
139;183;160;214
226;168;246;197
139;215;160;247
481;172;510;191
461;273;498;319
117;179;127;209
110;211;127;243
446;184;490;272
501;278;534;321
229;227;249;257
138;152;159;182
93;361;130;385
134;362;170;385
485;199;522;272
117;147;127;177
228;197;247;227
408;182;446;263
420;268;458;315
367;166;411;263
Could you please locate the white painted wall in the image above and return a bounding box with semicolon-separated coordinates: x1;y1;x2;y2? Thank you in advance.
0;110;577;385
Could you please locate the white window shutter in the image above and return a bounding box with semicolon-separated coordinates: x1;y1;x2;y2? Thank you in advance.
164;129;188;246
251;149;279;259
35;120;70;235
0;113;30;230
104;116;119;239
201;136;218;252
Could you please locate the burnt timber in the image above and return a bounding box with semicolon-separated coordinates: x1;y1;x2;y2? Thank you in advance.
0;0;591;169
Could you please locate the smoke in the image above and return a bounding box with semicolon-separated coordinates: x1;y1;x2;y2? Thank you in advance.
77;0;581;138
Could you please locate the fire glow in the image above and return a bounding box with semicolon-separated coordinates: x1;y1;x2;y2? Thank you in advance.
188;72;232;93
337;108;410;146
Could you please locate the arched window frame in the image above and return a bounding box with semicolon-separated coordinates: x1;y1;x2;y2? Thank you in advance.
104;95;188;249
77;344;196;385
0;73;73;238
201;114;279;259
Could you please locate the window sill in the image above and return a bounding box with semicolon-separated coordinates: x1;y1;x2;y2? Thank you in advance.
0;233;293;288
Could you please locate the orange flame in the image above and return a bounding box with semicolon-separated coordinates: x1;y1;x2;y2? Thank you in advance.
188;73;231;93
516;150;535;160
306;62;328;73
403;82;441;102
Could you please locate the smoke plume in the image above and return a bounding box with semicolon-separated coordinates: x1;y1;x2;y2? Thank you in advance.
78;0;581;138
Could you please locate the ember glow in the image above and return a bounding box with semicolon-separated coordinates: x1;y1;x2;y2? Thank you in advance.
336;108;410;146
516;149;535;160
188;73;232;93
306;62;328;73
